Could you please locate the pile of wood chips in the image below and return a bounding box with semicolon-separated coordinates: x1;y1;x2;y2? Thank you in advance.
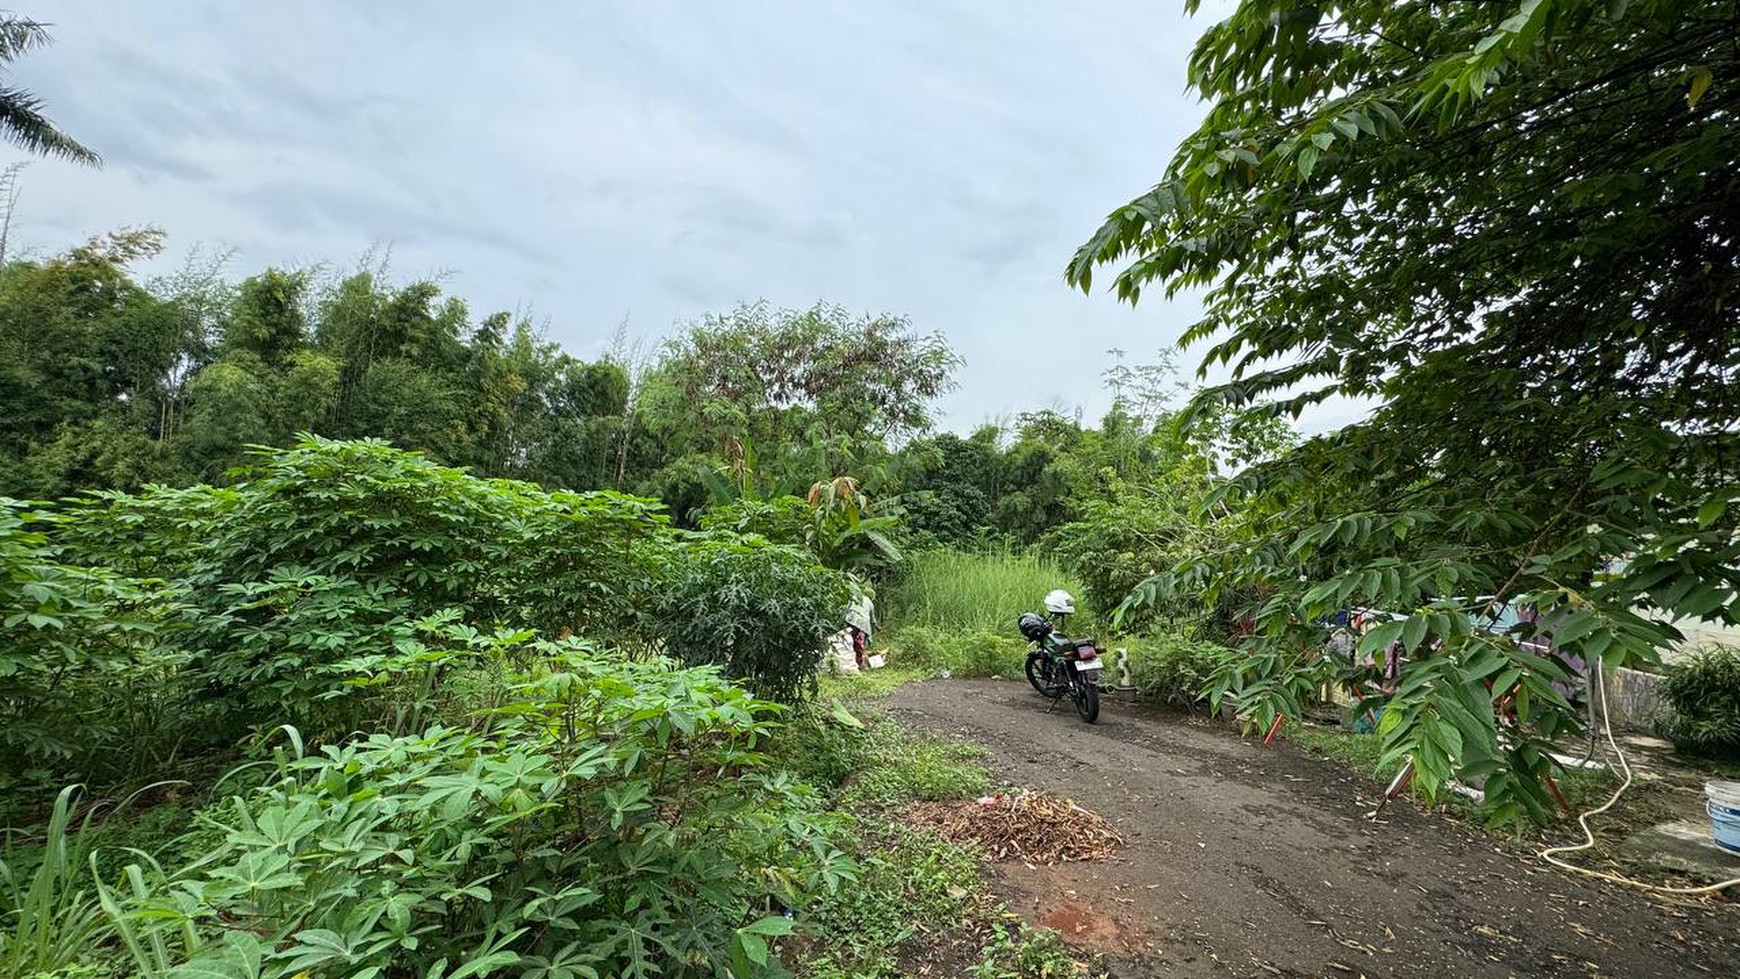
907;791;1123;864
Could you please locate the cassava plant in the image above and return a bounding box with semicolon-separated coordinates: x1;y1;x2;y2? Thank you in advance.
652;536;850;703
97;637;854;979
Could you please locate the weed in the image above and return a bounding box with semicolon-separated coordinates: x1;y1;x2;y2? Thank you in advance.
806;821;983;976
884;626;1029;678
968;920;1085;979
842;722;990;808
765;706;873;793
818;666;929;700
1124;631;1229;708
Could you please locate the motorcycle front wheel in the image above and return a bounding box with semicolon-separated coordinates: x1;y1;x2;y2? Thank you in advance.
1072;673;1100;723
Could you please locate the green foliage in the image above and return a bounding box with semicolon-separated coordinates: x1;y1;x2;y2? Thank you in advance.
0;787;113;979
0;225;981;580
885;625;1029;680
0;243;646;497
897;356;1293;551
763;707;873;793
1043;483;1218;631
816;664;930;700
0;231;180;493
1659;646;1740;760
92;638;851;979
701;478;906;577
882;549;1082;637
652;536;850;703
806;825;982;978
1200;642;1337;740
1068;0;1740;825
801;477;904;576
1125;631;1232;708
0;501;180;789
839;722;989;809
47;437;671;751
701;495;814;544
656;300;958;455
967;921;1081;979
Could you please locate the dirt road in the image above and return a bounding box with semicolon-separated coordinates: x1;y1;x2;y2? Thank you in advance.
888;678;1739;979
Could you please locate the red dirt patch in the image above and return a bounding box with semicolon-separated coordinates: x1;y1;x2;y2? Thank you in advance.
1041;900;1144;954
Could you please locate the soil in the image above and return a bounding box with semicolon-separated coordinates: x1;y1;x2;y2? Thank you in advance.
888;678;1740;979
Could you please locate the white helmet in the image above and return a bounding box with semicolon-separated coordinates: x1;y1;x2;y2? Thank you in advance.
1043;589;1076;614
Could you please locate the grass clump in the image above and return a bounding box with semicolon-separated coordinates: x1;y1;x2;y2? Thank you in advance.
842;721;991;808
818;665;930;699
1659;645;1740;760
882;548;1086;636
763;704;989;809
765;706;876;792
969;920;1084;979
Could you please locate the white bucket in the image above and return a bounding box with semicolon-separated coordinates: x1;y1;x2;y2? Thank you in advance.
1706;780;1740;855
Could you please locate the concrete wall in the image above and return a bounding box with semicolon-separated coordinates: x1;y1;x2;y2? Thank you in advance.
1606;665;1667;733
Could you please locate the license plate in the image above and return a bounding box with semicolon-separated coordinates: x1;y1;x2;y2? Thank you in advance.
1074;660;1103;671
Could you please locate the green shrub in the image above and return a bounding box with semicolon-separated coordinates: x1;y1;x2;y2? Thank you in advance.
881;548;1084;636
882;625;1028;678
1126;631;1235;708
0;501;184;792
1659;646;1740;759
765;707;871;792
885;623;950;667
700;496;811;544
1039;486;1232;632
653;536;850;702
47;437;673;751
96;639;853;979
806;818;1085;979
970;920;1083;979
950;630;1030;678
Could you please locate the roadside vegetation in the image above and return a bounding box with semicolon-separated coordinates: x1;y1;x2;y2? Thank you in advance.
5;0;1740;974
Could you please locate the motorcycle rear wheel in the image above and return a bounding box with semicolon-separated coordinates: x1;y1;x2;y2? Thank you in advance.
1025;653;1063;697
1072;674;1100;723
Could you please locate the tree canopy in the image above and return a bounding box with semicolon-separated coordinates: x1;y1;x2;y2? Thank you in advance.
1069;0;1740;823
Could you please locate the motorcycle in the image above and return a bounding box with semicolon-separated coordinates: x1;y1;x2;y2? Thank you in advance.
1017;590;1101;723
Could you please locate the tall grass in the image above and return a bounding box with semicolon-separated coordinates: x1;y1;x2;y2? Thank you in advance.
0;787;114;979
881;548;1087;636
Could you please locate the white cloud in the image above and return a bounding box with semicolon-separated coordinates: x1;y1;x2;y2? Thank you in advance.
5;0;1373;435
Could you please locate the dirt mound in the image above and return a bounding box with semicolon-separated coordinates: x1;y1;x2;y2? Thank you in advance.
908;791;1123;864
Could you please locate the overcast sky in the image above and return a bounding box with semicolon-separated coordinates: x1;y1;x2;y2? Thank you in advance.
10;1;1365;434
